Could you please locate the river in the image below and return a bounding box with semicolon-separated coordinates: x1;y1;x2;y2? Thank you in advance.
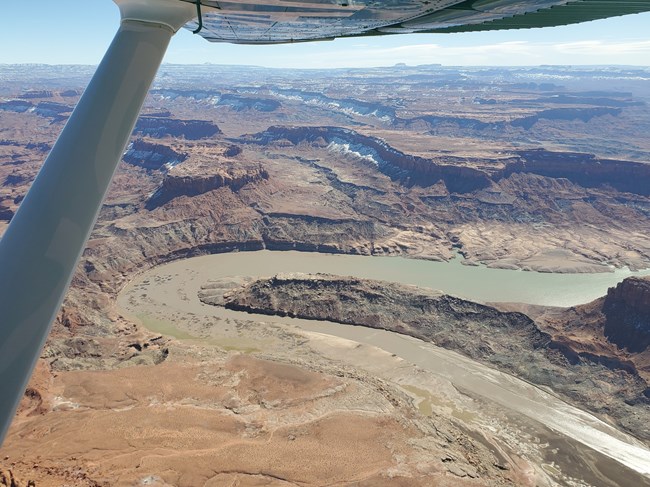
117;250;650;484
140;250;648;307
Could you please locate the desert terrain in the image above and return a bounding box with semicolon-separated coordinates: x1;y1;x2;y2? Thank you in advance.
0;64;649;486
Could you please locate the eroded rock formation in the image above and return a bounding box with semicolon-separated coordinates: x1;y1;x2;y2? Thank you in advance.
145;144;268;208
244;126;493;192
212;273;650;441
147;165;269;209
244;125;650;198
122;139;187;170
604;277;650;353
134;116;222;140
508;149;650;196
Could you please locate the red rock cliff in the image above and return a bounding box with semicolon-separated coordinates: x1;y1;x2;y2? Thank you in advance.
603;277;650;353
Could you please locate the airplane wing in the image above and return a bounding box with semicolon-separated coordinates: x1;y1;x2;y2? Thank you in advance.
182;0;650;43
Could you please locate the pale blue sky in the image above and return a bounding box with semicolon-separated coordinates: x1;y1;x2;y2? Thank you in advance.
2;1;650;67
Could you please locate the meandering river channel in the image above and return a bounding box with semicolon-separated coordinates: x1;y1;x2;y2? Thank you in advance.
117;250;650;484
139;250;648;307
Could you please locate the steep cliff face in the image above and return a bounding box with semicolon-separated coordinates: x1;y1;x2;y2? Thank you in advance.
149;89;281;112
18;90;54;99
244;126;492;193
244;126;650;198
122;139;187;170
0;100;72;121
31;102;72;121
217;94;280;112
270;88;396;121
0;197;13;221
603;277;650;353
0;100;34;113
150;88;221;100
134;116;222;140
405;107;621;133
60;89;81;97
145;144;268;208
411;115;489;131
507;149;650;196
510;107;622;130
211;273;650;441
147;166;269;209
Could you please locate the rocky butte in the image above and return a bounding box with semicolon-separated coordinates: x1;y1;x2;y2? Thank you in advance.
603;277;650;353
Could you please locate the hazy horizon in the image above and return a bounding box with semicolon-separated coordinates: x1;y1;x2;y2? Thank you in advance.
2;62;649;69
2;2;650;68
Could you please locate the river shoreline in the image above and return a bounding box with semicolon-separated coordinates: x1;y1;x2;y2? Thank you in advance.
117;249;650;308
117;251;650;486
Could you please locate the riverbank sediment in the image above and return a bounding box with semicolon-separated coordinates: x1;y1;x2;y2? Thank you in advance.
114;252;650;486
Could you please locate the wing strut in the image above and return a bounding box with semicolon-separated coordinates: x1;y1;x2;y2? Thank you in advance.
193;0;204;34
0;0;195;444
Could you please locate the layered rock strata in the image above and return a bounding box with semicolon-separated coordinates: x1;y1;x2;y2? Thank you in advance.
134;116;222;139
244;125;650;196
122;139;187;171
207;273;650;442
604;277;650;353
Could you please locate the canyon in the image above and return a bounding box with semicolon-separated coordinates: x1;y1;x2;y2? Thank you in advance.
0;63;649;486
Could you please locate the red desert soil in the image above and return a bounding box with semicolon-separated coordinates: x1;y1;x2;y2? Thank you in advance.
1;353;522;487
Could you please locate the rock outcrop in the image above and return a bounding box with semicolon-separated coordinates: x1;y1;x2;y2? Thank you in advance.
147;166;269;209
507;149;650;196
60;89;81;97
217;273;550;353
134;116;222;140
0;468;35;487
0;100;32;113
0;100;72;122
244;125;650;197
604;277;650;353
122;139;187;170
212;273;650;441
0;197;13;221
145;144;268;208
217;94;280;112
31;102;72;121
18;90;53;99
244;126;493;192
